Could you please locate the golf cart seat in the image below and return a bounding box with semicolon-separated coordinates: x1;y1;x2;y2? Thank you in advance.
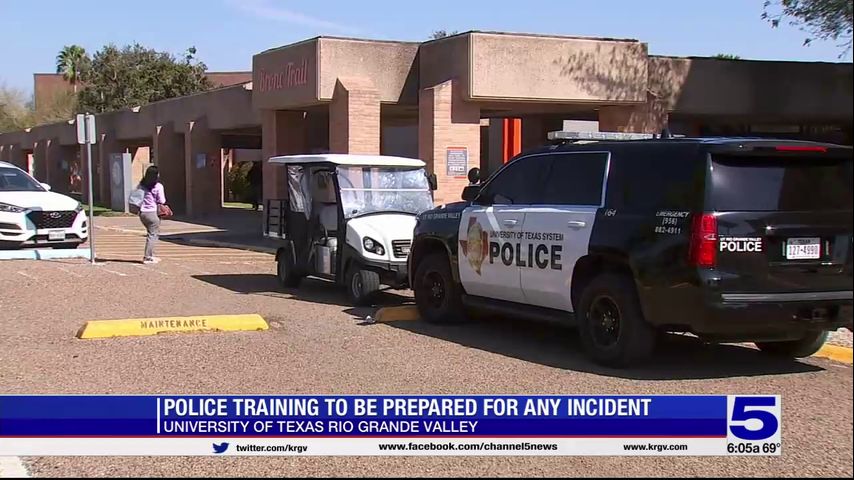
312;172;338;240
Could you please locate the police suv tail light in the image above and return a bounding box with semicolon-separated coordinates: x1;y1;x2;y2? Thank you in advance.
689;213;717;268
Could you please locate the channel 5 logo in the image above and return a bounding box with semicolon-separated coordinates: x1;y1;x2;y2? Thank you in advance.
727;395;781;442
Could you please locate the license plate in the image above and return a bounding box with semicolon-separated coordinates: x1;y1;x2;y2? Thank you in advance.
786;237;821;260
48;230;66;241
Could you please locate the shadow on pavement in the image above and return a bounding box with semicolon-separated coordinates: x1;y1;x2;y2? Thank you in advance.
377;314;824;380
191;273;823;381
191;273;411;312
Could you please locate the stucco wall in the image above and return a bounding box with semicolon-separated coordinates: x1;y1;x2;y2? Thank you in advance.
651;56;854;120
469;33;648;103
319;38;419;104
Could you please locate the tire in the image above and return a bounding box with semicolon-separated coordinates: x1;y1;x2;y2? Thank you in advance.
276;247;302;288
576;273;656;367
413;252;466;323
51;243;79;250
346;264;380;306
755;330;829;358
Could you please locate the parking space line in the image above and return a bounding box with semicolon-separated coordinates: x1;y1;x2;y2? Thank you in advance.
131;264;168;275
0;456;29;478
56;266;84;278
100;267;128;277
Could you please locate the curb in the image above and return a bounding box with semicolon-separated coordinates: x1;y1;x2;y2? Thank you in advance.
180;237;276;255
814;344;853;365
77;314;269;339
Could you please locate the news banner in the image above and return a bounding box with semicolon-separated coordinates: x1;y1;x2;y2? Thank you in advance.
0;395;781;456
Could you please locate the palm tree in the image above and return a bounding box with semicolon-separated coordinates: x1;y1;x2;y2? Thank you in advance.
56;45;89;93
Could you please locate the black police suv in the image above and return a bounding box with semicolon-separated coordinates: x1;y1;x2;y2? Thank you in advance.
407;136;853;367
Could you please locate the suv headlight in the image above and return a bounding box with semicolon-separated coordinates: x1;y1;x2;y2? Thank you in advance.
363;237;385;256
75;203;84;213
0;202;26;213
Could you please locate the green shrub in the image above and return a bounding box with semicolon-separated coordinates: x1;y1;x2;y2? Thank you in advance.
226;162;253;202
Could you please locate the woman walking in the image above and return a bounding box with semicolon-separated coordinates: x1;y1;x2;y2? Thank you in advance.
138;166;167;264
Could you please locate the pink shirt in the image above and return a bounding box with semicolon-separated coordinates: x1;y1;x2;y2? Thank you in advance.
140;182;166;212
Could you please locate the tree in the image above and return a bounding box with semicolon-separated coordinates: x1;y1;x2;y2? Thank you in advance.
0;84;30;133
76;43;212;114
430;29;459;39
713;54;743;60
0;84;76;133
763;0;853;56
56;45;90;93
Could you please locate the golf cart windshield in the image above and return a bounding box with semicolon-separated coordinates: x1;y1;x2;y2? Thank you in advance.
336;166;433;218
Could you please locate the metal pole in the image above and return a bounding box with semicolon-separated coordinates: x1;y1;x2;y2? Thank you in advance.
85;113;95;265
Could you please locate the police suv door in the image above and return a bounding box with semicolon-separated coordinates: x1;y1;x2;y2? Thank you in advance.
458;155;550;304
520;152;610;312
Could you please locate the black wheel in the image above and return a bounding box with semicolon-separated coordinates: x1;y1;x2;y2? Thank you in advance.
51;243;79;249
276;247;302;288
413;252;466;323
755;330;828;358
346;264;380;306
577;274;656;367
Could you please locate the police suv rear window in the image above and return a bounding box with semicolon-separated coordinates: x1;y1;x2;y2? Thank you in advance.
709;155;853;212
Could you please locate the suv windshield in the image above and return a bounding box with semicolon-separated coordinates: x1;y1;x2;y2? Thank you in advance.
0;167;44;192
710;155;853;212
336;166;434;218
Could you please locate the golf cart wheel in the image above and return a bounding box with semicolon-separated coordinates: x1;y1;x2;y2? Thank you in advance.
346;265;380;306
755;330;829;358
276;247;302;288
413;252;466;323
577;273;656;368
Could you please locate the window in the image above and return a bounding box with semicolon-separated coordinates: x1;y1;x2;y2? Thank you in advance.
710;155;853;212
605;145;704;212
540;153;609;206
0;167;44;192
481;155;550;205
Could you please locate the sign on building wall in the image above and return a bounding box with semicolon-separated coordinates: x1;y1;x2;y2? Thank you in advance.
195;153;206;169
446;147;468;178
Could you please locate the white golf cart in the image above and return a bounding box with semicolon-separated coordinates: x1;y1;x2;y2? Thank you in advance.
264;154;437;305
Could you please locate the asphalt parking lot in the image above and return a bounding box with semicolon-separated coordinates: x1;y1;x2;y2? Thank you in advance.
0;220;851;477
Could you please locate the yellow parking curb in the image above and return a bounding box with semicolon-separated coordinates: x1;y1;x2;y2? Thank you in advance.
813;344;853;364
77;314;268;339
374;306;420;323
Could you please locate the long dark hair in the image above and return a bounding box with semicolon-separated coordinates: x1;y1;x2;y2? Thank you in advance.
140;166;159;190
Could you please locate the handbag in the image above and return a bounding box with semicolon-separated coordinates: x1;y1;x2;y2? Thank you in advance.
128;188;145;214
157;204;174;218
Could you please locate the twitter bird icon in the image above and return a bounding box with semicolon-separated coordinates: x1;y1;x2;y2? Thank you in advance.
212;442;230;454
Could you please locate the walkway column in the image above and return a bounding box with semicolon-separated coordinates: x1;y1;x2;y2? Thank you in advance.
261;110;305;203
153;123;186;214
97;132;121;205
522;116;564;150
185;118;223;217
32;140;47;182
329;77;380;154
599;92;668;133
418;79;481;205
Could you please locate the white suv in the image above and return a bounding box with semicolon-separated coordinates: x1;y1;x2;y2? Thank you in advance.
0;161;89;249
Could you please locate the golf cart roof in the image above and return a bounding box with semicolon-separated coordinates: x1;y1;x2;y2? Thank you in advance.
268;154;425;168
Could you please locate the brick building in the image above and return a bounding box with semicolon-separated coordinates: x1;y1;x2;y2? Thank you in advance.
1;32;852;215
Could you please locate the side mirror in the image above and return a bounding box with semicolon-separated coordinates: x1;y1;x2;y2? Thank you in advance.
427;173;438;191
40;183;51;191
467;167;481;184
461;184;482;202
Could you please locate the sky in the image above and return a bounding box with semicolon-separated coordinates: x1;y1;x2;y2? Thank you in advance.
1;0;851;94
